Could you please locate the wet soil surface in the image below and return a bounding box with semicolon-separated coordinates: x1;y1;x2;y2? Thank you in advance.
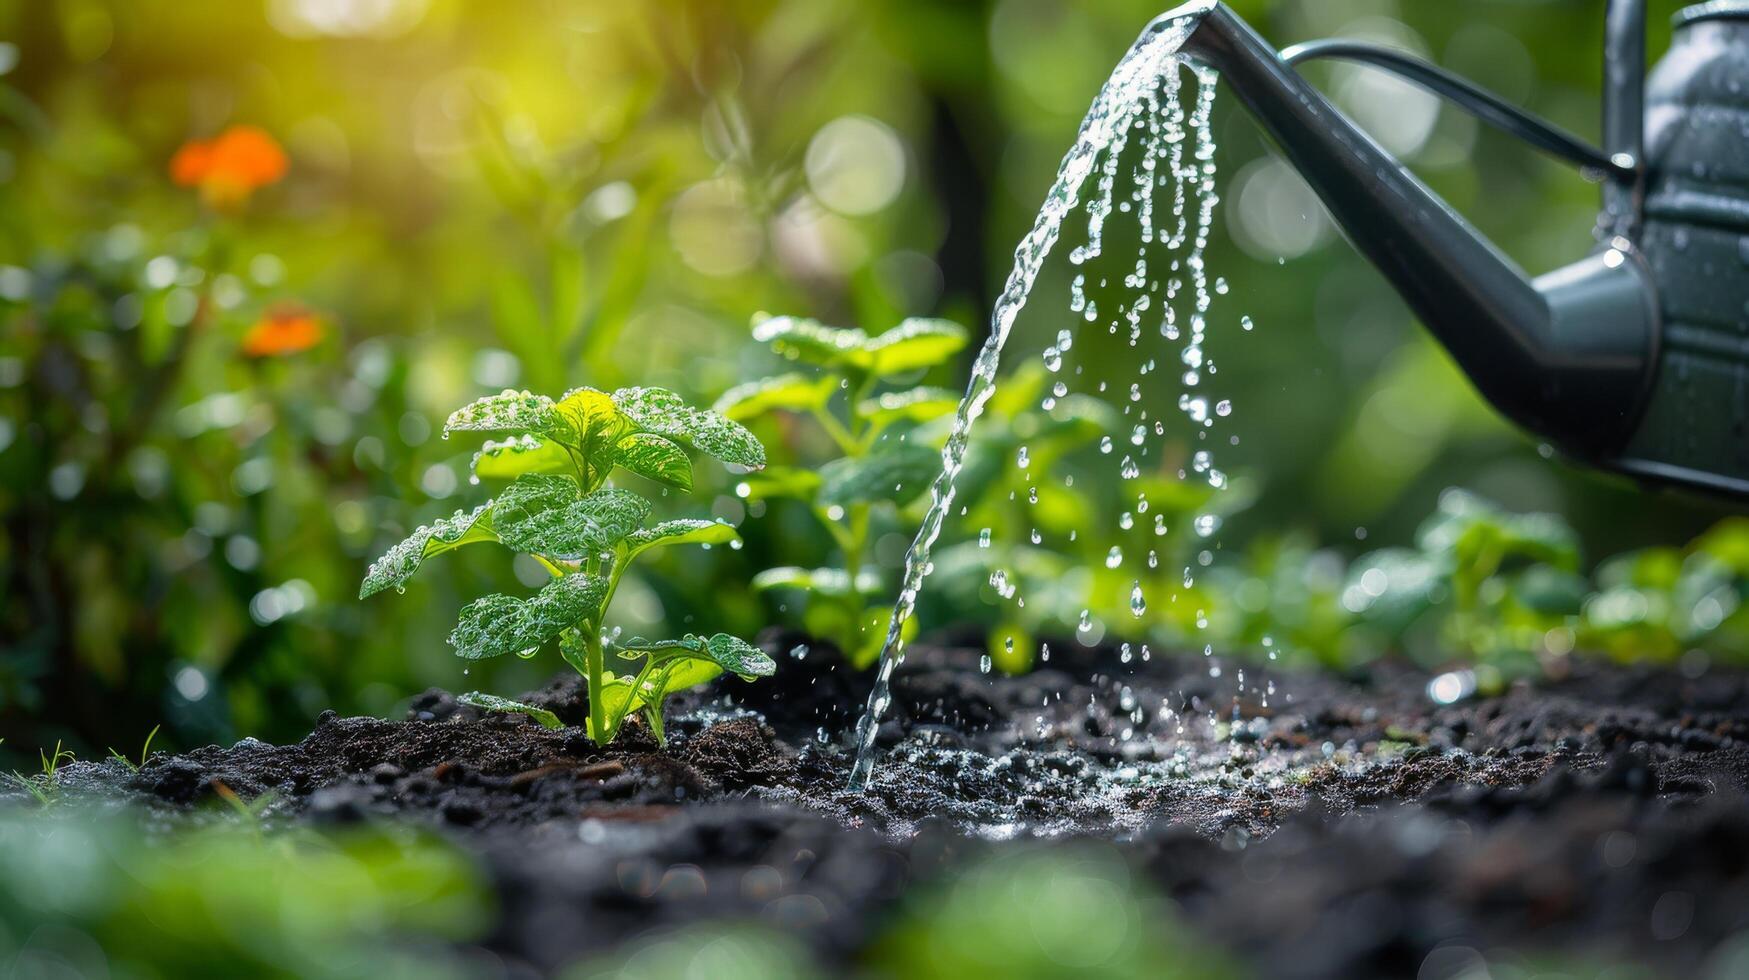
23;633;1749;978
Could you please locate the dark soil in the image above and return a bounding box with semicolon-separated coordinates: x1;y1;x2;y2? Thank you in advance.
24;632;1749;978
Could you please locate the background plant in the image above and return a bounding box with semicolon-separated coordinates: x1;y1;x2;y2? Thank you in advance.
720;313;967;667
360;385;774;745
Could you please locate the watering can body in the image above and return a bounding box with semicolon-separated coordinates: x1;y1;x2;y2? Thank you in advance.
1160;1;1749;498
1629;10;1749;494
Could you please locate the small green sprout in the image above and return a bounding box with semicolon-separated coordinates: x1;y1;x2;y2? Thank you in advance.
720;314;968;667
107;724;161;773
361;386;777;746
7;740;76;807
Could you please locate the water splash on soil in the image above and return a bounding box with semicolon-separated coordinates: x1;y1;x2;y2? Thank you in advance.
849;9;1225;789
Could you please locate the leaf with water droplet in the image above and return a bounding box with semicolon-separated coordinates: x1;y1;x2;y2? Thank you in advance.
494;478;650;560
861;318;968;375
619;631;774;680
470;434;571;482
699;633;775;678
457;691;563;730
625;519;737;557
731;466;822;502
448;573;608;660
587;673;644;742
751;314;869;366
817;443;939;507
713;373;835;421
612;386;766;469
857;386;960;429
612;432;693;491
750;565;884;597
359;503;496;599
443;390;570;443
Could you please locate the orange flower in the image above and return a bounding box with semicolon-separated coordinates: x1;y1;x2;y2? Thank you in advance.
170;125;288;208
242;305;324;358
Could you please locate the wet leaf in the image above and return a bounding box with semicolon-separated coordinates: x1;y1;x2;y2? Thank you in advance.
449;574;608;660
733;467;821;502
612;386;766;469
625;519;737;556
750;566;883;596
714;373;835;420
702;633;775;677
470;435;572;482
653;657;722;692
360;504;496;599
554;387;631;486
457;692;563;730
618;632;773;679
588;674;644;742
553;387;627;448
859;386;960;428
613;432;693;491
495;482;651;560
817;443;940;507
862;317;968;375
751;314;867;366
442;390;571;443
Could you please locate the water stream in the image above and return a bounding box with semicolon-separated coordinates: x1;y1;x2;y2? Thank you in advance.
848;8;1224;790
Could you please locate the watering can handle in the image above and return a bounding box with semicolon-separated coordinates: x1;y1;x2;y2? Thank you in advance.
1279;40;1632;178
1283;0;1645;213
1602;0;1645;218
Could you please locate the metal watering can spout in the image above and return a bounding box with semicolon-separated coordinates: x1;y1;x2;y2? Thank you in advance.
1151;1;1743;487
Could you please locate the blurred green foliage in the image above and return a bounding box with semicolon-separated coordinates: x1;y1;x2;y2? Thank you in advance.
1207;490;1749;674
0;815;489;978
568;845;1237;979
0;0;1742;759
729;312;969;666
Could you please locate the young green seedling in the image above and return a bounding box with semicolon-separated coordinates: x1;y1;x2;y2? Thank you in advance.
718;314;967;667
360;386;776;745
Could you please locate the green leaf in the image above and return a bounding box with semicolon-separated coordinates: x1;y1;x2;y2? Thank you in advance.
859;386;960;427
714;373;835;421
360;504;496;599
750;566;883;597
613;433;693;491
449;574;608;660
552;387;632;486
625;519;738;556
817;443;940;507
1417;490;1580;571
457;692;564;730
588;674;644;742
612;386;767;469
653;657;722;692
618;632;773;679
617;635;704;655
492;472;582;514
701;633;776;677
552;387;627;447
495;481;652;560
751;315;868;366
733;467;822;502
470;435;573;482
862;318;969;375
443;390;571;443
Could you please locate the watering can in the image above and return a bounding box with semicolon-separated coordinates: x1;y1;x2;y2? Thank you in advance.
1154;0;1749;497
